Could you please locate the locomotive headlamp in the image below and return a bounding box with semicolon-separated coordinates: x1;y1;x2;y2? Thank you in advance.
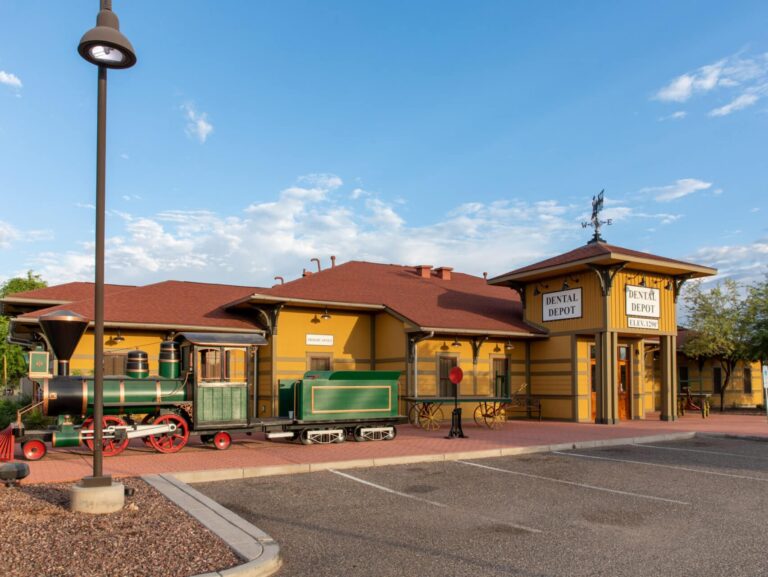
78;4;136;69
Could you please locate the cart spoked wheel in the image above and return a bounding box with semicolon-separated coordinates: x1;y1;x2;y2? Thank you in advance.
140;413;157;446
299;429;313;445
148;414;189;454
473;405;488;427
22;439;47;461
417;406;444;431
484;404;506;430
82;415;129;457
212;431;232;451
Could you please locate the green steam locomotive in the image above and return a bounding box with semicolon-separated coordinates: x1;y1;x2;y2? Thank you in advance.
0;310;404;462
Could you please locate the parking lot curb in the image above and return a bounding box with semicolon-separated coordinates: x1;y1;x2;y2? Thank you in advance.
697;431;768;443
143;474;282;577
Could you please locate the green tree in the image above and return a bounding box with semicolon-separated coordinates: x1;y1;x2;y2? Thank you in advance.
0;271;47;389
682;279;752;411
744;276;768;363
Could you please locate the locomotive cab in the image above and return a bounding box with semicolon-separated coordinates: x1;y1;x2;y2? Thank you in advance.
174;332;267;430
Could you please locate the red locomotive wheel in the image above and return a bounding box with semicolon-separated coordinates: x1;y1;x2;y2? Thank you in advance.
148;414;189;454
22;439;47;461
212;431;231;451
82;416;129;457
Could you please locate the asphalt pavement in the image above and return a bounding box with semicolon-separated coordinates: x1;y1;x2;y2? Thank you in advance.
196;436;768;577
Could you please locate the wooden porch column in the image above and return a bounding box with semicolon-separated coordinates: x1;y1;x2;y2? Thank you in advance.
660;334;678;421
595;331;618;424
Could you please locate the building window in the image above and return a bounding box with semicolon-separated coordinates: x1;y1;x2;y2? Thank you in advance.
492;357;508;397
679;366;689;392
438;355;458;397
713;366;722;394
744;368;752;394
308;355;332;371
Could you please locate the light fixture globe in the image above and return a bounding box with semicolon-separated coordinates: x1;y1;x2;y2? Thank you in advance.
78;9;136;69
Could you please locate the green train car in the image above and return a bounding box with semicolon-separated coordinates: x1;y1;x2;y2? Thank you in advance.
268;371;405;444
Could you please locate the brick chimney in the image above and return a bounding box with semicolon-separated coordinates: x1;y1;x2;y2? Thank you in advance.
434;267;453;281
415;265;432;279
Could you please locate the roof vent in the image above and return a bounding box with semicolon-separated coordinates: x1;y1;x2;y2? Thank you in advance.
330;255;336;268
434;267;453;281
483;272;488;280
415;265;432;279
302;269;313;278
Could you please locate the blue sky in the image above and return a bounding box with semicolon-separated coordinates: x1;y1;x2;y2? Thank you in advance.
1;1;766;288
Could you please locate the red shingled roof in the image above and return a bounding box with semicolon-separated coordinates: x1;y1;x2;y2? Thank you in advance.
256;261;541;335
490;242;715;282
4;282;134;303
21;281;263;331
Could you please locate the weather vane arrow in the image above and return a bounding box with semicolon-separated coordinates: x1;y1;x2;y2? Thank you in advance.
582;189;612;244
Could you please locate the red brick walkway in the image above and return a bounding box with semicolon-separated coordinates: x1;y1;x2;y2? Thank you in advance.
12;412;768;484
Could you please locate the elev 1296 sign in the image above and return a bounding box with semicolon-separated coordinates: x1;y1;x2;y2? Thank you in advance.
542;288;582;321
625;285;660;318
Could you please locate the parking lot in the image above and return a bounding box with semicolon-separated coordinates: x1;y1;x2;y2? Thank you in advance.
197;436;768;577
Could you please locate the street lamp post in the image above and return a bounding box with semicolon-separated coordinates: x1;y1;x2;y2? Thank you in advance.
77;0;136;489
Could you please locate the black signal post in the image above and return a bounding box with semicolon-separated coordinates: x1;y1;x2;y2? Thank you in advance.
446;366;467;439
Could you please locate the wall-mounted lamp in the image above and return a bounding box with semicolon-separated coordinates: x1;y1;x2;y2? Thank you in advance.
664;281;672;291
505;340;515;351
113;330;125;343
451;338;461;348
320;308;332;320
533;282;549;296
561;275;580;291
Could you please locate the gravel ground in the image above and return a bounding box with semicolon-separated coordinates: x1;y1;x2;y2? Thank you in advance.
0;477;240;577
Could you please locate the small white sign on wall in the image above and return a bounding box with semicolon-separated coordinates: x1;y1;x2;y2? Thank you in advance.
626;285;660;318
628;317;659;330
306;334;334;346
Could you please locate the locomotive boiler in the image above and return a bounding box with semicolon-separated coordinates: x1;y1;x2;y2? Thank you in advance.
0;309;405;462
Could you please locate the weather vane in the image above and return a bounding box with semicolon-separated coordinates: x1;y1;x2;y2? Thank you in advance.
582;189;611;244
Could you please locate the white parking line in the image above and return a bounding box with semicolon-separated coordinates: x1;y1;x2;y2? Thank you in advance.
456;460;689;505
554;451;768;483
329;469;542;534
636;443;768;461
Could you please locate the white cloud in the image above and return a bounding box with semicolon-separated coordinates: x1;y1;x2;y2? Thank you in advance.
27;175;587;285
0;221;19;248
120;153;130;160
658;111;687;121
181;103;213;143
0;70;22;90
640;178;712;202
709;92;759;116
687;239;768;285
654;52;768;117
0;220;52;249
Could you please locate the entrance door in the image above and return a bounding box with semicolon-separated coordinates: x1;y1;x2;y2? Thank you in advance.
618;345;631;420
438;356;458;397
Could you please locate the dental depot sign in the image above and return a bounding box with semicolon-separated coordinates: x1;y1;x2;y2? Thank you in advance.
626;284;660;329
542;288;582;321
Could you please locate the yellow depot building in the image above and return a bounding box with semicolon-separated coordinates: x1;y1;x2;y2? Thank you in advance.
4;238;764;425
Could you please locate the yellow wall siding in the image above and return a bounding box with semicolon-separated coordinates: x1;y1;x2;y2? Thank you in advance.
69;330;166;375
529;335;574;419
276;308;373;373
677;358;766;408
525;272;603;333
375;313;406;362
610;270;677;334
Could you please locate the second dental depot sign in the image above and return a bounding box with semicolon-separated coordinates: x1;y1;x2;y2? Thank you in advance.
626;284;660;329
542;288;582;322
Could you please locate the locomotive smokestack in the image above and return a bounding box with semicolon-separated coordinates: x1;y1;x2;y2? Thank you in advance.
38;310;89;376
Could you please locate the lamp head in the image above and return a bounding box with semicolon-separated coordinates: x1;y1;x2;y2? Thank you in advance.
78;9;136;69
